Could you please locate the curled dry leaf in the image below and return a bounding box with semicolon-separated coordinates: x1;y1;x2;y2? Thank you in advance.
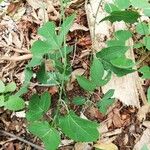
94;142;118;150
70;23;89;32
71;68;85;83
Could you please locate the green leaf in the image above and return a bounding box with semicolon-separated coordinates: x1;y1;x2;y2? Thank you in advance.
106;40;125;47
0;95;4;107
4;95;25;111
5;82;16;93
114;0;130;9
104;3;120;13
136;23;149;35
114;30;132;41
26;92;51;121
37;63;49;84
139;66;150;79
28;121;60;150
97;90;115;114
31;40;51;55
38;22;59;49
15;68;33;97
27;55;43;67
141;144;149;150
90;58;104;86
130;0;149;9
143;36;150;50
110;56;134;69
0;80;5;93
102;89;115;100
77;76;96;91
72;97;86;105
103;61;134;77
96;46;128;61
58;14;76;46
59;111;99;142
133;42;144;49
97;71;112;86
143;8;150;17
100;11;140;23
147;87;150;104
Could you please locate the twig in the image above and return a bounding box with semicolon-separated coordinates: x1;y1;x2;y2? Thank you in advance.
0;130;44;150
1;54;32;61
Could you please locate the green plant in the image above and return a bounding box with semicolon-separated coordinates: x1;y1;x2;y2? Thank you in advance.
1;0;149;149
0;80;25;111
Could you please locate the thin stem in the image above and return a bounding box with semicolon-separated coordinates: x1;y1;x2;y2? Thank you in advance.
0;130;44;150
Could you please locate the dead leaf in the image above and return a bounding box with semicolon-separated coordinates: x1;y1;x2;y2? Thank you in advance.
48;86;58;95
71;68;85;83
7;142;15;150
13;7;26;21
27;0;46;9
94;143;118;150
7;2;21;15
74;142;92;150
133;129;150;150
70;23;89;32
137;104;150;122
143;121;150;128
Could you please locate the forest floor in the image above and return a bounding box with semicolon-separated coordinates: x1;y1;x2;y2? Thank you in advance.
0;0;150;150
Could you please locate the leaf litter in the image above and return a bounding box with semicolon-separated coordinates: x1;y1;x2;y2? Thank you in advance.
0;0;150;150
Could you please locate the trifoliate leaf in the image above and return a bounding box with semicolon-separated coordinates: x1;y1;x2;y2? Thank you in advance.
104;3;120;14
114;0;130;9
26;92;51;121
143;36;150;50
58;14;76;46
28;121;60;150
100;11;140;23
59;111;99;142
139;66;150;79
4;95;25;111
147;87;150;104
72;97;86;105
96;46;128;61
110;56;134;69
136;23;149;35
5;82;16;93
0;80;5;93
90;58;104;86
77;76;96;91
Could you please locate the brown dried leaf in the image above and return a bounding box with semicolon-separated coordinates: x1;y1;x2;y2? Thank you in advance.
94;143;118;150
